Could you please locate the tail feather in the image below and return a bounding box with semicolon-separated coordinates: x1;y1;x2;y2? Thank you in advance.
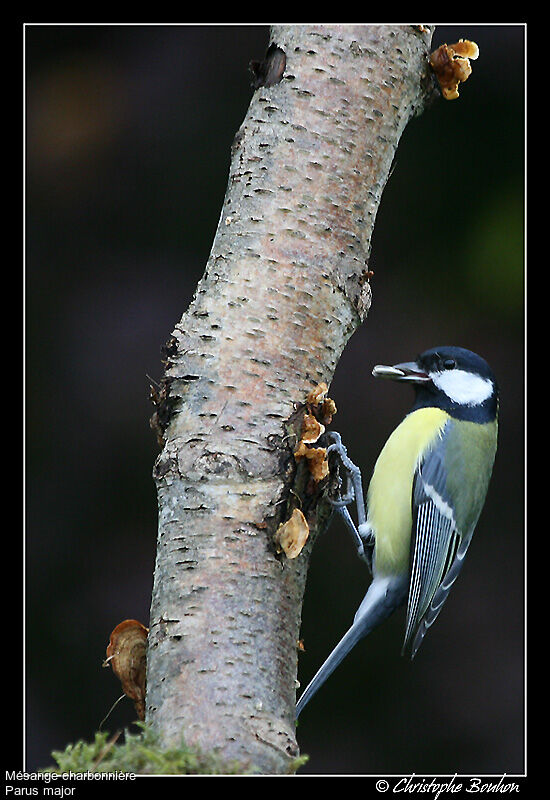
296;621;366;718
296;576;407;718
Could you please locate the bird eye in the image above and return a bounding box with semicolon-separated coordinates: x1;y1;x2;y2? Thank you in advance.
443;359;456;370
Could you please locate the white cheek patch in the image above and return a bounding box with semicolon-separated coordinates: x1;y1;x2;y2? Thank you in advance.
431;369;493;406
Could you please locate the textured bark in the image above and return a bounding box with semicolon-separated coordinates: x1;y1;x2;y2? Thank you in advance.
146;24;436;774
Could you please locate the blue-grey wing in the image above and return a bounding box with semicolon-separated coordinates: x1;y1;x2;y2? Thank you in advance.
403;427;471;657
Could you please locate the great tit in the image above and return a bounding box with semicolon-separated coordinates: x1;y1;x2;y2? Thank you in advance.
296;346;498;717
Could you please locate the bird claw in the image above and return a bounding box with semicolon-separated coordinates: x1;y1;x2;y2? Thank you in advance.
323;431;370;563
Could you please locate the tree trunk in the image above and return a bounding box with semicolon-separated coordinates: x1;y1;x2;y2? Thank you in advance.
146;23;436;774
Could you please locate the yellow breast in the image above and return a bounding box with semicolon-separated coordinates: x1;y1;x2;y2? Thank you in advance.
367;407;449;576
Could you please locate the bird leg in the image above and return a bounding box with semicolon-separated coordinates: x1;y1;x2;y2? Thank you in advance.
325;432;374;566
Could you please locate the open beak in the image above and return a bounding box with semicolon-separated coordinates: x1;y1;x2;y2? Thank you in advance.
372;361;431;383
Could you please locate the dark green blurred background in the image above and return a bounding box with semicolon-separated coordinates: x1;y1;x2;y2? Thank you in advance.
25;24;524;774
